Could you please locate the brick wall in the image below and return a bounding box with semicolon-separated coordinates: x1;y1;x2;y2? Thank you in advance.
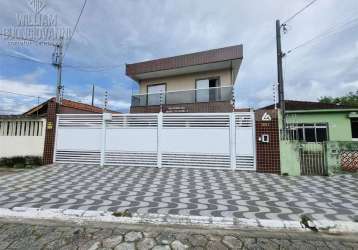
130;101;233;113
42;99;57;165
255;109;281;174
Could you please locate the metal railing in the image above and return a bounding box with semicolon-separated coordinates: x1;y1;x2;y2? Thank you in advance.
131;86;233;107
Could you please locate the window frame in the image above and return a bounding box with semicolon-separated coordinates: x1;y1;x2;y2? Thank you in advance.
146;83;167;106
195;76;221;103
287;123;329;143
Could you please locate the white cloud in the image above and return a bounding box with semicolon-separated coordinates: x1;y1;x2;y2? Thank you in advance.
0;0;358;112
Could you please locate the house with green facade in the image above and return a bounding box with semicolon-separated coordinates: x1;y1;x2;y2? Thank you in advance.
260;100;358;176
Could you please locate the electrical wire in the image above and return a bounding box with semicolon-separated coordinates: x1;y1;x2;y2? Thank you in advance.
63;0;88;60
286;16;358;54
0;51;52;65
0;50;123;72
0;90;49;100
282;0;318;25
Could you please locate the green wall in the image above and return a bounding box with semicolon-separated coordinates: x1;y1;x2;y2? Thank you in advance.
280;140;301;176
286;111;354;141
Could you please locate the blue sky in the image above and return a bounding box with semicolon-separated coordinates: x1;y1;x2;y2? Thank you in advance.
0;0;358;114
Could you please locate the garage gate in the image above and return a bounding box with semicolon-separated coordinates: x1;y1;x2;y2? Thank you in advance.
54;112;256;170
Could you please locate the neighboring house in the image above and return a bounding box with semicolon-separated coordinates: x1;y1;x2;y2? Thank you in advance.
260;100;358;175
0;97;108;161
261;100;358;142
126;45;243;113
0;115;46;158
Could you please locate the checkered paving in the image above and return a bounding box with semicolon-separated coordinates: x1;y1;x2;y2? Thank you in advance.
0;164;357;221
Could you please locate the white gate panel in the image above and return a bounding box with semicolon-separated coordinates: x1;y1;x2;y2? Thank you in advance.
55;114;102;164
54;112;256;170
106;129;157;152
236;128;254;155
57;129;102;151
162;128;229;154
235;113;256;170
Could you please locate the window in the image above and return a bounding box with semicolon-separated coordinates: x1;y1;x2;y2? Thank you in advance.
147;83;166;106
195;77;220;102
288;123;328;142
351;118;358;140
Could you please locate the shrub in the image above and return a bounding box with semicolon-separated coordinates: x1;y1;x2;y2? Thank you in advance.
0;156;43;168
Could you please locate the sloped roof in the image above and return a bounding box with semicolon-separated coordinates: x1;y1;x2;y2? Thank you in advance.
258;100;357;111
23;97;117;116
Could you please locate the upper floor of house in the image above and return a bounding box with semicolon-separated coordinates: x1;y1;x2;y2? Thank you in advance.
126;45;243;113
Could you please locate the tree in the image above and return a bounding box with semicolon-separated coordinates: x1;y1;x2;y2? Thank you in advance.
319;90;358;107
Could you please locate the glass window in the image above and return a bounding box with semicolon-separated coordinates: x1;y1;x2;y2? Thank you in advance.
351;119;358;139
147;84;166;106
305;127;316;142
287;123;328;142
316;128;328;142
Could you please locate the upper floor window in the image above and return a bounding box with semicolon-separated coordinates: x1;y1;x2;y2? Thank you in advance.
196;77;220;102
351;118;358;140
147;83;166;106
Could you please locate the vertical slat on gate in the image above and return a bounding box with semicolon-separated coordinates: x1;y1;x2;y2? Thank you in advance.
230;113;236;170
157;112;163;168
100;114;106;167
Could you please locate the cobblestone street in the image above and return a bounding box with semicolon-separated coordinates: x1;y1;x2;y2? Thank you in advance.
0;219;357;250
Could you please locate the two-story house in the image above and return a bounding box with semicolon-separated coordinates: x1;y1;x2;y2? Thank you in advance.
126;45;243;113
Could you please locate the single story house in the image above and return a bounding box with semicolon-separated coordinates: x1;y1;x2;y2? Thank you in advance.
262;100;358;142
0;98;109;163
260;100;358;175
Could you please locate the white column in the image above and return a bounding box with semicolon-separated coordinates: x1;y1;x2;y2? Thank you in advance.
100;116;106;167
230;112;236;170
157;112;163;168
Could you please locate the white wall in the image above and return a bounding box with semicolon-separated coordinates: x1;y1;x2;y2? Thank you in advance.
0;118;47;158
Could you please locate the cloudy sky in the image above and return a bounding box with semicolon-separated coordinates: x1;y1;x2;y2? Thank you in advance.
0;0;357;114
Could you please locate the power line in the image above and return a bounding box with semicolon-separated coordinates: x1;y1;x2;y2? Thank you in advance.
287;16;358;54
0;90;49;100
0;51;52;65
282;0;318;25
0;50;122;72
63;0;88;60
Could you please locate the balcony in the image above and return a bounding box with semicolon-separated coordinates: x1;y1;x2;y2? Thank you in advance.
131;86;233;107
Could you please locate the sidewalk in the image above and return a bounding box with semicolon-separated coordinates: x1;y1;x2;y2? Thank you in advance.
0;217;358;250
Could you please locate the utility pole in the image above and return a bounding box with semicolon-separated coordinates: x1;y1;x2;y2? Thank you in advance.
52;37;64;104
276;20;286;129
91;84;95;106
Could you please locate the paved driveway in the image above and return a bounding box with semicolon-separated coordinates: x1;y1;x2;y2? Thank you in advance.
0;164;357;221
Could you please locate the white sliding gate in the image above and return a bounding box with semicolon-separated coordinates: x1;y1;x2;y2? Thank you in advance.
54;112;256;170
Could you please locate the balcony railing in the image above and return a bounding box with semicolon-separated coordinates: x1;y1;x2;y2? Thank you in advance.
131;86;233;107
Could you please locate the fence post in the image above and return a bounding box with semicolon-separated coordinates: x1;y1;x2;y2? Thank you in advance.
157;112;163;168
100;114;106;167
230;112;236;170
100;113;112;167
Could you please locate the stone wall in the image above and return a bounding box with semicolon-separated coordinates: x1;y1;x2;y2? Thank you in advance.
326;141;358;174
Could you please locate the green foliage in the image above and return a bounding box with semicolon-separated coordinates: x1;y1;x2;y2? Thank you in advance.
112;210;132;217
0;156;43;168
319;90;358;107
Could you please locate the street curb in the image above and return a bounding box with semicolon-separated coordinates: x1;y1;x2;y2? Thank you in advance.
1;207;358;233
